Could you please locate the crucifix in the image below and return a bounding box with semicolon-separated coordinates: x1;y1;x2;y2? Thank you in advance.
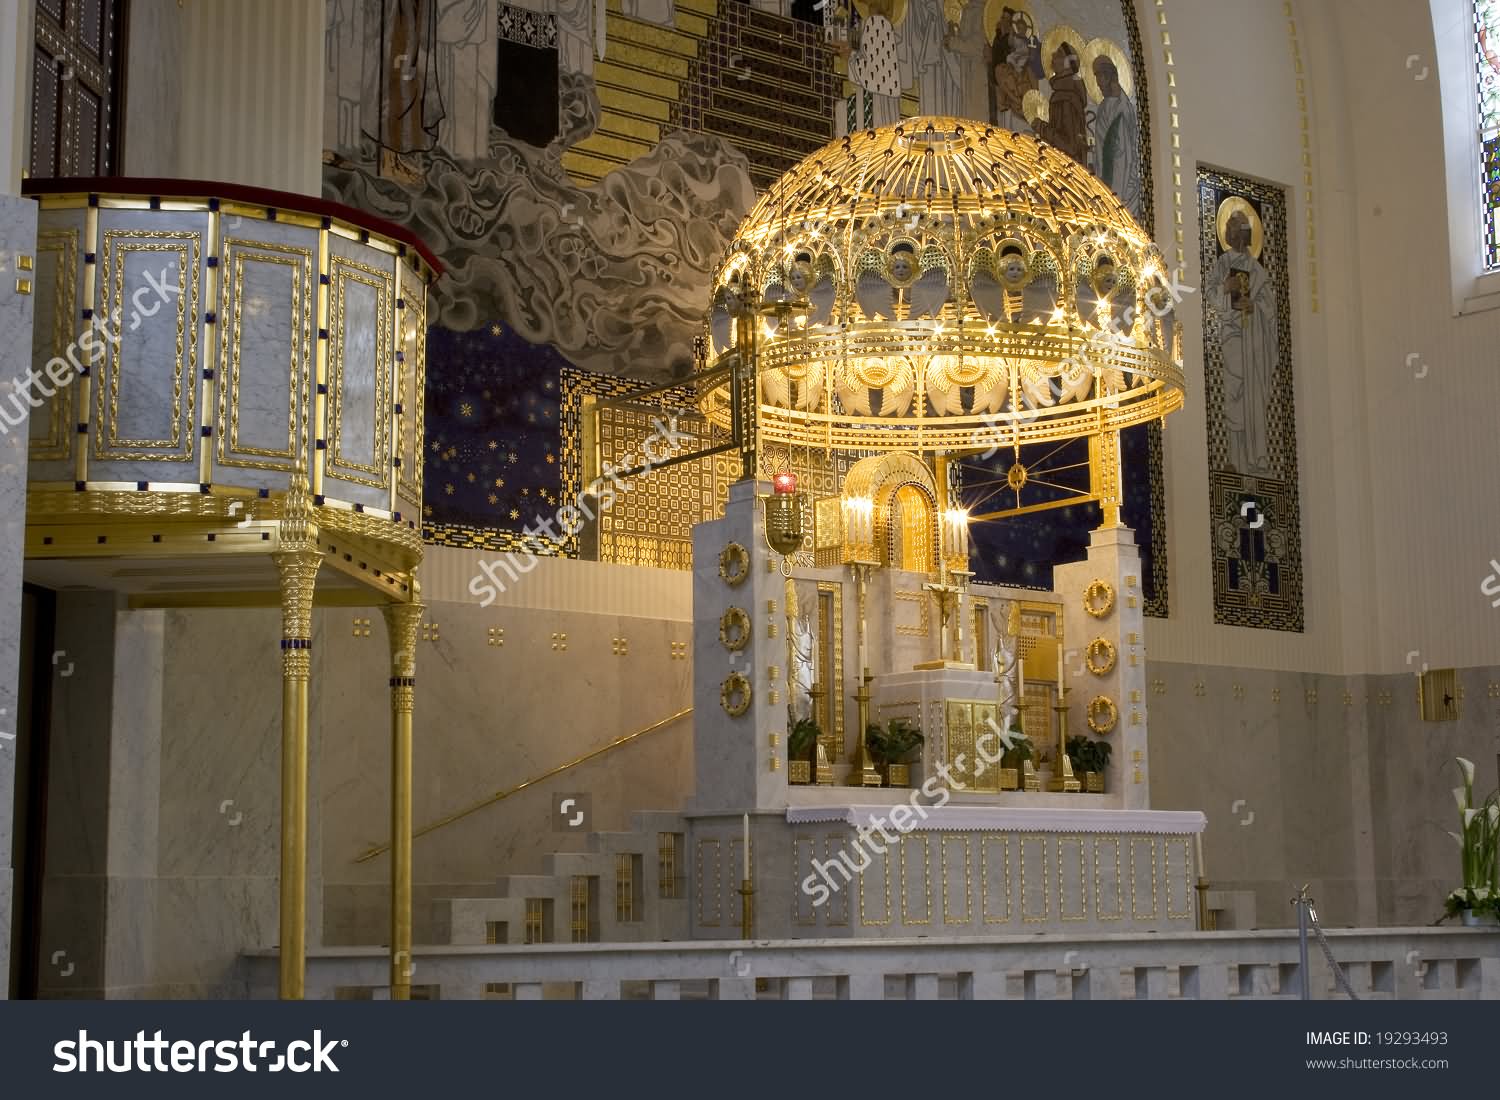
919;562;973;668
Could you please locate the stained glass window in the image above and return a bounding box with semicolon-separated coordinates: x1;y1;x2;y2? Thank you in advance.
1479;0;1500;269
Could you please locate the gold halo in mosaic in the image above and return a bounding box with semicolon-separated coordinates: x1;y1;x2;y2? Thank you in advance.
1082;36;1135;101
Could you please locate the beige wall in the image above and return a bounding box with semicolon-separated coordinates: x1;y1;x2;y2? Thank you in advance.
123;0;325;194
1143;0;1500;676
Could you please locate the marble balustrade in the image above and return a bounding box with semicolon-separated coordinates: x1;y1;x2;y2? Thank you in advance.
244;926;1500;1001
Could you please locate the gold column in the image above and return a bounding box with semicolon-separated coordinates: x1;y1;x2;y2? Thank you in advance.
273;469;319;1000
1048;686;1081;792
732;291;761;480
383;594;424;1000
1089;430;1124;529
849;564;881;786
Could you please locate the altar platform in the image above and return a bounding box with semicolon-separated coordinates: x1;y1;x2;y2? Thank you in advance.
684;802;1205;939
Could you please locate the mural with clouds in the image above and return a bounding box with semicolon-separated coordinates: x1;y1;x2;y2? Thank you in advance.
322;0;1166;612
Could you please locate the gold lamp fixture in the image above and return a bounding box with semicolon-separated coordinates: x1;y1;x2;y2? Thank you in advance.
763;469;805;558
698;117;1185;484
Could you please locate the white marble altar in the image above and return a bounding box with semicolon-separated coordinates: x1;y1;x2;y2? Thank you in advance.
680;479;1206;937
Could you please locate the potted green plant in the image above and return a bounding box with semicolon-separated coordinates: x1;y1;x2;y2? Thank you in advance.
1066;735;1112;792
1066;734;1091;774
1444;756;1500;926
787;717;821;785
866;719;923;787
999;727;1032;791
1086;738;1111;792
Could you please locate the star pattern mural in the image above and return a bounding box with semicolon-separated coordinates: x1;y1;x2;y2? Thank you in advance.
421;324;566;551
960;424;1162;609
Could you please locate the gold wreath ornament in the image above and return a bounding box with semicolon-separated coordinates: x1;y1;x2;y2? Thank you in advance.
1083;579;1116;619
1086;695;1118;734
1085;637;1117;676
721;672;753;717
719;606;751;651
718;542;750;586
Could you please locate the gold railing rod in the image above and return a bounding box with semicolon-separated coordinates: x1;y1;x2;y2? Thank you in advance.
352;706;693;863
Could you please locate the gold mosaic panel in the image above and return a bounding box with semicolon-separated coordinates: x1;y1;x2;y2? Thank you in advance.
396;260;427;507
30;226;78;462
816;581;845;758
597;402;716;570
565;365;860;571
695;837;721;928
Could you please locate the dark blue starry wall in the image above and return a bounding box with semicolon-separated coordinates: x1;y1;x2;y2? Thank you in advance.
959;424;1161;608
421;324;565;547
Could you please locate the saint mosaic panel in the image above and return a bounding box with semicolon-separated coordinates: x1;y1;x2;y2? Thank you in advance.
1197;167;1303;631
1479;0;1500;270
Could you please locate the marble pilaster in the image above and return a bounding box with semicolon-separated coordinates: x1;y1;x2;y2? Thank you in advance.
690;480;786;812
1056;526;1151;809
0;193;37;994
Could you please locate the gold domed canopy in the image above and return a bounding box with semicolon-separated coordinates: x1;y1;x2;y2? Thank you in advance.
698;116;1184;456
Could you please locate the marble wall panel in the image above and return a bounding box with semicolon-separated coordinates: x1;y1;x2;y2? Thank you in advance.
0;195;37;991
85;209;209;485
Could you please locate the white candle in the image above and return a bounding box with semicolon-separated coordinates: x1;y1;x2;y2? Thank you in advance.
742;813;751;880
1195;831;1206;880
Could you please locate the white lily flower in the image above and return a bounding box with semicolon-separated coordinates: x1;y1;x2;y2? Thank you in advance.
1463;808;1478;829
1456;756;1475;787
1454;787;1469;815
1446;830;1464;849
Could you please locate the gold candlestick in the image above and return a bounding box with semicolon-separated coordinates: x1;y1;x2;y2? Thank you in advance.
851;668;882;787
1049;688;1081;792
808;681;834;784
1195;878;1216;931
740;878;755;939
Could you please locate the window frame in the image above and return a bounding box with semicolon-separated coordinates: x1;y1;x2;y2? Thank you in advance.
1435;0;1500;314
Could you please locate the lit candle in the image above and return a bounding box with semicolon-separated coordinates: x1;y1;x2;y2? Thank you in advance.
743;813;751;880
1195;830;1206;880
